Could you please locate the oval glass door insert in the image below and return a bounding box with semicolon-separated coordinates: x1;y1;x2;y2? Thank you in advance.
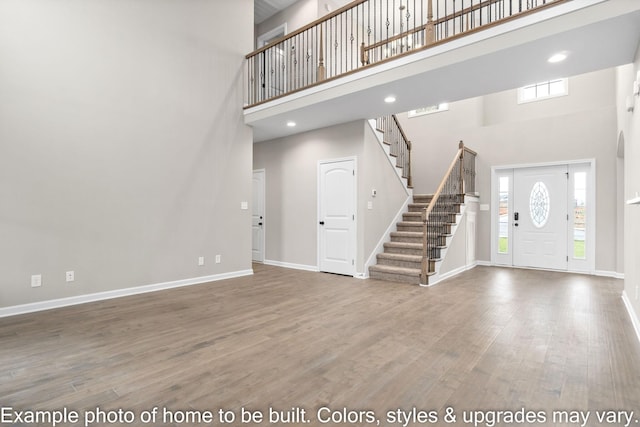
529;182;550;228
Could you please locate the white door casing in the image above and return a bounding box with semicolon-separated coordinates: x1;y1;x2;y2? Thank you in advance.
257;24;287;99
252;169;265;263
492;161;594;272
318;159;356;276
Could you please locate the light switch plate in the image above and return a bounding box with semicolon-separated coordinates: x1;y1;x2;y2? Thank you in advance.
31;274;42;288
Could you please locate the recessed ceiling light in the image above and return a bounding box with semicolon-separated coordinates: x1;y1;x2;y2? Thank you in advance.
548;52;567;63
286;121;296;127
384;96;396;103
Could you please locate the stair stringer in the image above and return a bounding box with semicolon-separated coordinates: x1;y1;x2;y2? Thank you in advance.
362;194;412;278
367;119;411;192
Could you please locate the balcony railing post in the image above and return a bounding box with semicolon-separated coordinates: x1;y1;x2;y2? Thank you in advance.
318;25;326;82
425;0;435;44
360;42;369;66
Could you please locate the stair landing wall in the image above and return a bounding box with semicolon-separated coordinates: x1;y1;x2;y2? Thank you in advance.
430;196;480;285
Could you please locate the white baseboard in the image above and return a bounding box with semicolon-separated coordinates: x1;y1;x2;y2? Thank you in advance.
594;270;625;279
428;262;477;286
476;262;624;279
0;269;254;319
264;259;319;272
622;290;640;346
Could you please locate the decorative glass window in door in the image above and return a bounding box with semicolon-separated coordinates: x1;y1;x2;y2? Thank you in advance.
529;182;550;228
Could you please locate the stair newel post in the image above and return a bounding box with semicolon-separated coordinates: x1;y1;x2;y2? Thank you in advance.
425;0;435;45
459;140;465;198
318;25;326;82
407;141;413;188
421;208;428;285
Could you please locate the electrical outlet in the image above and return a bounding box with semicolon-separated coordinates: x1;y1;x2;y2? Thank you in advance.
198;256;205;266
31;274;42;288
215;255;221;264
66;271;75;282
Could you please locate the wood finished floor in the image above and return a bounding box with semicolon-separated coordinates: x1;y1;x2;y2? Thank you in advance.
1;265;640;426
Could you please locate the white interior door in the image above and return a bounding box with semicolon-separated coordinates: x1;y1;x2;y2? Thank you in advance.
252;170;265;263
319;159;356;276
513;165;568;270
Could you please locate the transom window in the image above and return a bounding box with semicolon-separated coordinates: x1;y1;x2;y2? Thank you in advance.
518;78;568;104
408;103;449;117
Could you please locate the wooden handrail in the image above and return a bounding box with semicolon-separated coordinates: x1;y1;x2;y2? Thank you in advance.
362;0;556;54
424;147;464;220
392;115;411;150
463;146;478;156
376;114;413;189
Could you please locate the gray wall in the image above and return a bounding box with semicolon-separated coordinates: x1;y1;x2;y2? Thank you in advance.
618;47;640;325
397;69;620;273
253;120;407;273
0;0;253;308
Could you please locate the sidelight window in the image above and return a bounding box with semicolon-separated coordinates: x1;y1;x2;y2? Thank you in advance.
573;172;587;259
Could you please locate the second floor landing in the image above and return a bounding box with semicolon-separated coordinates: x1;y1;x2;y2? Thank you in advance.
245;0;640;143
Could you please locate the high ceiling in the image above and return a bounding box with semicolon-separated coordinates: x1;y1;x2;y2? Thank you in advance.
255;0;301;24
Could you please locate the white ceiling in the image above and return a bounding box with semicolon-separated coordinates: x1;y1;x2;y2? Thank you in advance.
255;0;301;24
246;0;640;142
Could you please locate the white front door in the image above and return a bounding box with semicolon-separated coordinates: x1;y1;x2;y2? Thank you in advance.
252;170;265;263
318;159;356;276
513;165;568;270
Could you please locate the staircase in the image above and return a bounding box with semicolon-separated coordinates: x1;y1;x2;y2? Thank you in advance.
369;193;465;285
369;140;476;286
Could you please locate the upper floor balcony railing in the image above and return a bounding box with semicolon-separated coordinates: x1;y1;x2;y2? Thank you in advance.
245;0;569;108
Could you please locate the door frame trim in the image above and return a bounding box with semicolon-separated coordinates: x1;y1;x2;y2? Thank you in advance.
490;158;596;273
317;156;358;275
252;168;266;263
